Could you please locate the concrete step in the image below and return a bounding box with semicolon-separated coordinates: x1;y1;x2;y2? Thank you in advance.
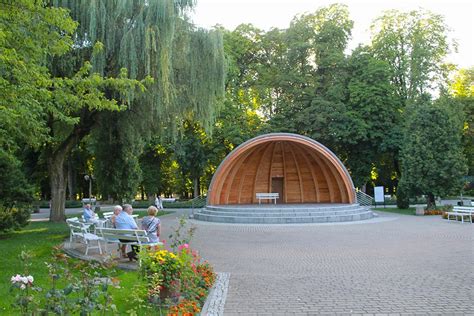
206;204;363;213
197;207;368;218
193;210;374;224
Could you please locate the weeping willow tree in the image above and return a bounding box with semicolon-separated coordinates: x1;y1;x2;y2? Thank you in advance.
54;0;225;126
44;0;224;220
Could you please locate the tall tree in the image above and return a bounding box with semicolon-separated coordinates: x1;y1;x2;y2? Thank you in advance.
369;9;454;195
140;141;170;202
370;9;453;103
1;1;143;222
45;64;145;221
265;4;354;138
92;111;145;202
345;46;400;188
41;0;225;220
450;68;474;176
0;0;76;151
174;121;209;198
0;1;66;227
52;1;225;206
399;98;467;208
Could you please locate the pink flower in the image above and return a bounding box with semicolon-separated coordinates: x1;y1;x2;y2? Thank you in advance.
178;243;190;251
11;274;22;284
27;275;34;284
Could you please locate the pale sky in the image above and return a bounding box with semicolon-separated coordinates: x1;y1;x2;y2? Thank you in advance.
190;0;473;68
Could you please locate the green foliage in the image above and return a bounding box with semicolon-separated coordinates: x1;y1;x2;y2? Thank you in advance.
2;1;468;206
0;151;34;206
173;121;210;197
53;0;226;205
57;0;225;130
0;222;71;312
168;216;197;252
8;247;118;315
345;46;401;186
371;9;452;102
450;68;474;176
37;200;82;208
138;244;215;313
0;0;77;150
93;112;145;203
395;182;410;209
0;221;157;313
373;207;415;215
0;151;33;232
400;98;467;207
140;142;169;199
0;207;30;233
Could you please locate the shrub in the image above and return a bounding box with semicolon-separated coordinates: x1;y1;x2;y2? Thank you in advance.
396;184;410;209
0;151;34;232
0;206;31;232
38;200;83;208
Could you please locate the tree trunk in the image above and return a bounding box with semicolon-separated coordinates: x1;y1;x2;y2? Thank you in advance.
426;193;436;210
46;110;97;222
49;153;68;222
193;177;200;198
67;158;75;200
147;191;155;205
140;186;145;200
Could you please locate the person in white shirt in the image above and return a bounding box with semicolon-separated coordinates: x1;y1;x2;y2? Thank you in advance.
154;195;163;210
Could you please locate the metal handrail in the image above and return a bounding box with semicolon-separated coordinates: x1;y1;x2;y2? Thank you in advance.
191;195;207;213
355;189;374;208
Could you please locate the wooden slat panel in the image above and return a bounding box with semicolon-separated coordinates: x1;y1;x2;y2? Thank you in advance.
223;146;257;204
213;137;351;205
287;142;304;202
237;144;268;203
252;142;273;203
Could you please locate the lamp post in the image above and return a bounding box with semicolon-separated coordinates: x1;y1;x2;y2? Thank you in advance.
84;174;93;200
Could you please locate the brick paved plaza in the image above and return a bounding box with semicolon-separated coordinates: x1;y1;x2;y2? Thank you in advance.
163;211;473;315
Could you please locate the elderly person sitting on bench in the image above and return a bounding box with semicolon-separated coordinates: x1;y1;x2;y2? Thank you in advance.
115;204;138;259
110;205;123;228
83;203;100;225
142;206;161;243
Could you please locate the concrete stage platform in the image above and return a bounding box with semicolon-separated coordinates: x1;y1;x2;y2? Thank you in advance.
193;203;373;224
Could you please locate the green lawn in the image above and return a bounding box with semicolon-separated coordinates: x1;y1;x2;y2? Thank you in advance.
0;212;172;314
0;221;69;313
373;207;416;215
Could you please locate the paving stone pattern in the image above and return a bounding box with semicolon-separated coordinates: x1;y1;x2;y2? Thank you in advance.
161;211;473;315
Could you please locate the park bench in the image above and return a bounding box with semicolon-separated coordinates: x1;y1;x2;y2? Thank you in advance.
446;206;474;224
256;192;279;204
96;228;163;260
102;211;114;219
66;218;103;255
98;212;115;228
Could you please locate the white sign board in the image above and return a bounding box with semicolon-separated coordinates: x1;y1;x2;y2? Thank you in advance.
374;186;385;203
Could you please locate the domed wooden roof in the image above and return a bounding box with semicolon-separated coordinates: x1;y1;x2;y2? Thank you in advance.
207;133;355;205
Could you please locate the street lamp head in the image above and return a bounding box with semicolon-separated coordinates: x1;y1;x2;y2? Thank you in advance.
84;175;90;181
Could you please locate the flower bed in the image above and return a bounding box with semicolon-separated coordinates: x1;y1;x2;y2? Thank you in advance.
139;244;216;314
424;209;444;215
425;205;452;216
